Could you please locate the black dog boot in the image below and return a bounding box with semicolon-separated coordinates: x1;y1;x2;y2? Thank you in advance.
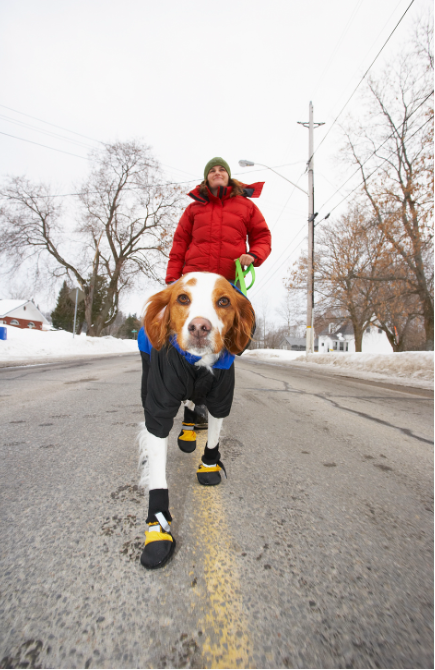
196;443;227;486
177;405;197;452
177;423;197;452
194;404;208;431
141;489;175;570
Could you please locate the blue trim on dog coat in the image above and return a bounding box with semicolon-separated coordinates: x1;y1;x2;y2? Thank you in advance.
137;328;235;370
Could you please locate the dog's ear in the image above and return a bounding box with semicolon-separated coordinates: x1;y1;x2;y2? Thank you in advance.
143;285;173;350
224;291;256;355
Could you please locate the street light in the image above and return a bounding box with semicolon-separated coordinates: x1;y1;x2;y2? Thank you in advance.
238;157;315;353
239;103;324;355
238;160;308;195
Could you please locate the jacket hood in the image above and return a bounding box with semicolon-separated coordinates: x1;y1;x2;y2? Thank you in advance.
187;182;265;204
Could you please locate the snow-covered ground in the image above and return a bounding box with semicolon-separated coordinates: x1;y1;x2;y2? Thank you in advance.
243;349;434;390
0;325;138;366
0;326;433;390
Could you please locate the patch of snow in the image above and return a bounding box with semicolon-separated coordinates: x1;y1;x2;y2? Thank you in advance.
242;349;433;390
243;349;303;363
0;325;138;365
0;299;27;315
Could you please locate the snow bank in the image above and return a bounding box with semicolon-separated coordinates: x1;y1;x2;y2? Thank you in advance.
0;325;138;364
242;348;433;389
242;349;304;364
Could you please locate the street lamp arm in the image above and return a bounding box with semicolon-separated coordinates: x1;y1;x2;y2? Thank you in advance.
238;160;308;195
258;163;308;195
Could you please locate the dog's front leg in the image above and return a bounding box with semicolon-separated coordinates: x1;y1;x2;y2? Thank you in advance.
207;414;223;449
147;432;168;489
196;413;226;486
139;429;175;570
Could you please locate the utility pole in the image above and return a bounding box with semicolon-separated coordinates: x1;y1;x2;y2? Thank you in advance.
72;288;79;338
298;102;324;353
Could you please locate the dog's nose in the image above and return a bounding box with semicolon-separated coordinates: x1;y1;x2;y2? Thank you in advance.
188;317;212;340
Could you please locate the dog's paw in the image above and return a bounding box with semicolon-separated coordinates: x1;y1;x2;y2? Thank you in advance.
196;460;226;486
177;424;197;452
140;531;176;570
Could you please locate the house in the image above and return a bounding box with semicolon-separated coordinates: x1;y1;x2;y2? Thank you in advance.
317;322;393;354
0;300;49;331
279;335;318;352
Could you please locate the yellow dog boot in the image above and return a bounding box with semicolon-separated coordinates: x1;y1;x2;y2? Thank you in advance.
141;490;175;570
177;422;197;453
196;443;227;486
177;405;200;452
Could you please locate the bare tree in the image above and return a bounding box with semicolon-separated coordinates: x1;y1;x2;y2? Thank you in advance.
264;325;288;349
276;291;306;338
0;141;184;336
276;296;291;335
342;17;434;349
252;296;271;348
286;208;383;351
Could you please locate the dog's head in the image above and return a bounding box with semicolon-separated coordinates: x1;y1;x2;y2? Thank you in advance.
143;272;255;356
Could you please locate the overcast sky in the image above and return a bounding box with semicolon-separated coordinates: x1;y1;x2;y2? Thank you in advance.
0;0;431;319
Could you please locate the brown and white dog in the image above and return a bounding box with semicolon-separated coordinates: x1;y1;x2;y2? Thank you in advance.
138;272;255;569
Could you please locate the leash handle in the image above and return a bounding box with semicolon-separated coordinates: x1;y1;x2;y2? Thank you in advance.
234;259;256;297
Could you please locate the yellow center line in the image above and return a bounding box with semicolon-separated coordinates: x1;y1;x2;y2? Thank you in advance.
191;433;254;669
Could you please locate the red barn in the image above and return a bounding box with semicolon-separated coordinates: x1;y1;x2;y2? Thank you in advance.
0;300;49;331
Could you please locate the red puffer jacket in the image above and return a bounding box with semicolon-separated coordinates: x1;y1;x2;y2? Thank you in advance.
165;182;271;284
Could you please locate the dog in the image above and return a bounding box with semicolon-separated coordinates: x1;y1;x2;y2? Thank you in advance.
138;272;255;569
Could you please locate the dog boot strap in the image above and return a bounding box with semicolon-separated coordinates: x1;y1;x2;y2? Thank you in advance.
198;459;227;479
155;512;171;533
181;422;195;431
217;459;227;479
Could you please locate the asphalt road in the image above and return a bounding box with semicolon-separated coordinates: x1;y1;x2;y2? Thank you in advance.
0;354;433;669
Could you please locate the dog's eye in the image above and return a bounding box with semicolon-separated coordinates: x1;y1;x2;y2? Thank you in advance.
177;294;190;305
217;297;230;307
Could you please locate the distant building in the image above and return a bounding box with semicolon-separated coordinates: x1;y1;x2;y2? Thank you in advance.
279;335;318;352
317;322;392;353
0;300;49;331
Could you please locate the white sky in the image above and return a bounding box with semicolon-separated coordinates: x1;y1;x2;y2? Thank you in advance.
0;0;431;318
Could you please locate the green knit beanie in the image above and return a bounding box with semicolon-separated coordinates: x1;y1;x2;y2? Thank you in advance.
204;157;231;181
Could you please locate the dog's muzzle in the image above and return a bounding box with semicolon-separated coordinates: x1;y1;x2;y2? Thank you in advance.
187;317;213;351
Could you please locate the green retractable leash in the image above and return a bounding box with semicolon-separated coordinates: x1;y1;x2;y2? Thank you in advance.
234;259;255;297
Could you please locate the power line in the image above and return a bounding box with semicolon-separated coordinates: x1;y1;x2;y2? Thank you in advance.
267;170;307;233
242;168;308;295
311;0;365;99
0;102;203;179
310;0;416;162
0;178;201;200
0;112;97;151
0;103;306;187
0;130;90;160
250;220;308;298
252;103;433;297
317;114;434;221
250;210;333;299
281;0;406;162
316;89;434;215
250;233;308;300
0;103;103;145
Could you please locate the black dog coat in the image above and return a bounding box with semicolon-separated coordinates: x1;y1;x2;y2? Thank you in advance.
142;344;235;439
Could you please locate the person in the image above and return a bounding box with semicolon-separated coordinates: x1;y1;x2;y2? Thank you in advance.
139;156;271;448
165;157;271;284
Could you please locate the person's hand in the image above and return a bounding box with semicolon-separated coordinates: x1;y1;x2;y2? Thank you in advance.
238;254;254;267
